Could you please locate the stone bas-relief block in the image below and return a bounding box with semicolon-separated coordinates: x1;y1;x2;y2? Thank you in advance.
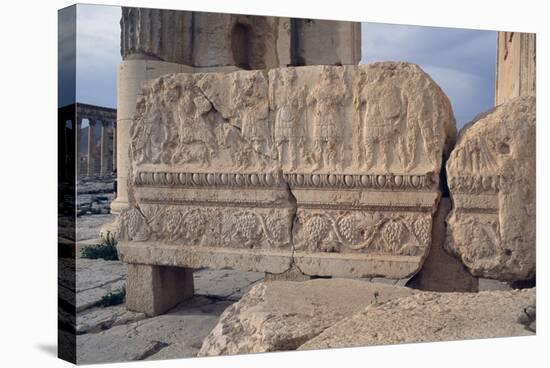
117;62;456;280
445;96;535;282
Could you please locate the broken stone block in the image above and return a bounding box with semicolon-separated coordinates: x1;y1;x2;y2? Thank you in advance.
299;288;535;350
445;96;536;282
117;62;457;307
197;279;416;356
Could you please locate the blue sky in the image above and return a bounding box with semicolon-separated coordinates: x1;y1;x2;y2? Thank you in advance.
62;4;497;128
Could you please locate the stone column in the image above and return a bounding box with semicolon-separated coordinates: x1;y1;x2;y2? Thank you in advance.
291;19;361;66
107;8;196;316
100;121;109;177
495;32;536;105
75;118;83;177
110;7;193;215
112;122;117;172
86;119;96;177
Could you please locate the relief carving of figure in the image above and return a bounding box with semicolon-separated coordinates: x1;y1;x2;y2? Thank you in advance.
131;79;173;165
171;81;217;167
232;73;271;169
356;81;407;171
406;91;443;170
270;68;306;170
307;67;346;171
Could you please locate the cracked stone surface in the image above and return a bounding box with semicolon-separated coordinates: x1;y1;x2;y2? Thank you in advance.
72;259;268;362
77;305;146;334
194;269;265;300
75;259;126;312
76;296;231;364
445;96;536;282
76;214;113;241
198;278;416;356
118;62;457;281
299;288;536;350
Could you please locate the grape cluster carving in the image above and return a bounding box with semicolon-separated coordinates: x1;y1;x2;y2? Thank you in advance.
267;217;285;243
233;212;261;245
382;220;405;252
185;209;207;239
412;217;431;247
337;215;357;243
305;215;330;245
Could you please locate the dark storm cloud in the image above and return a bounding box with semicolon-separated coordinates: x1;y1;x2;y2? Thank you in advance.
361;22;496;128
75;4;121;109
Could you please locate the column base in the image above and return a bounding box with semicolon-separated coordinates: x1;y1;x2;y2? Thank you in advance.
126;264;194;316
109;197;128;216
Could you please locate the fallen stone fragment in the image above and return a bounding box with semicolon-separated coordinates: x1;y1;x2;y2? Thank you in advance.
299;288;535;350
445;96;536;281
198;278;416;356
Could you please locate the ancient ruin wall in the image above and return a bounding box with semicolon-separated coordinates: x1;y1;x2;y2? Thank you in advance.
116;62;457;279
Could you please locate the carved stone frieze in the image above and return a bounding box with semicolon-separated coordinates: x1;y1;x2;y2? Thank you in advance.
118;62;456;279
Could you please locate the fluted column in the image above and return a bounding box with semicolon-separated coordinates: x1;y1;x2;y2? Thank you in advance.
121;7;193;64
495;32;536;105
110;8;193;215
86;119;97;177
100;121;110;177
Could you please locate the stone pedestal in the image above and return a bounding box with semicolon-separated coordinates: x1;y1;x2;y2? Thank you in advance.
126;264;194;316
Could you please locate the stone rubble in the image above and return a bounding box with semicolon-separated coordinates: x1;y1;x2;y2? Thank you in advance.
299;287;535;350
198;279;416;356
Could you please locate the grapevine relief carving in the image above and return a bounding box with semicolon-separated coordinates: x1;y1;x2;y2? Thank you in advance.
293;211;431;256
122;63;457;274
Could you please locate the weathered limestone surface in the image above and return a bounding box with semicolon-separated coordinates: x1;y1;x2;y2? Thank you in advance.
194;269;264;300
198;279;416;356
75;260;126;312
445;96;536;281
292;19;361;66
299;288;535;350
126;264;194;316
77;305;146;334
76;297;232;364
495;32;536;105
117;62;457;281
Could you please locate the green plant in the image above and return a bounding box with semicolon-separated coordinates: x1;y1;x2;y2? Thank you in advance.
100;289;125;307
81;232;119;260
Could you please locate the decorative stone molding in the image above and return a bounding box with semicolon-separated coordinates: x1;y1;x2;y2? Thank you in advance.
117;62;456;279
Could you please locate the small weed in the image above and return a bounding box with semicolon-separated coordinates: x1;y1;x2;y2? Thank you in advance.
81;232;118;260
100;289;125;307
